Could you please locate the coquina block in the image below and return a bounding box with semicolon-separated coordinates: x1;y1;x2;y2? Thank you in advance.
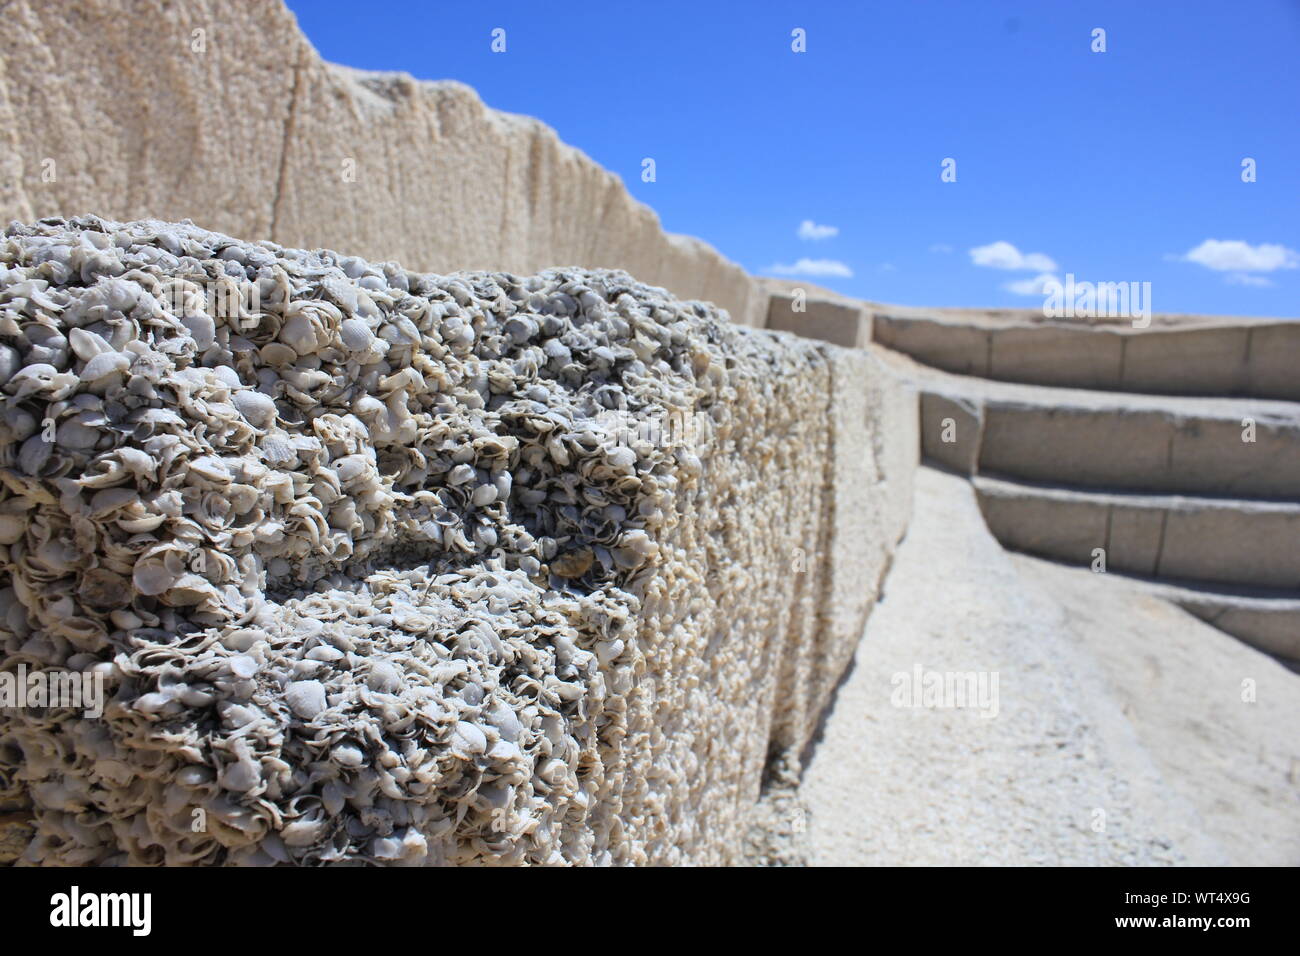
0;217;915;865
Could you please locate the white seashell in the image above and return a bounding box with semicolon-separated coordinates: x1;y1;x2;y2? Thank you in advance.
285;680;327;720
366;661;402;693
339;318;375;351
135;692;174;714
485;704;523;742
279;313;318;355
89;486;138;516
595;639;625;666
232;390;277;428
81;350;130;381
132;563;178;597
332;742;364;767
450;721;487;756
0;514;25;544
229;655;259;679
218;741;263;793
6;363;78;399
18;434;51;475
68;327;114;360
259;342;298;367
212;365;243;389
282;818;325;847
116;447;155;475
188;455;232;483
0;343;20;382
334;455;368;481
181;312;216;350
370;836;404;860
110;609;144;630
488;740;522;762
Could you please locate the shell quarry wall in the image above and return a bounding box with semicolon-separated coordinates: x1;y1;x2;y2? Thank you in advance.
0;0;764;327
0;217;916;865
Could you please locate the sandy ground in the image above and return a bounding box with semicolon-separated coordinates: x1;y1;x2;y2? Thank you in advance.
786;466;1300;866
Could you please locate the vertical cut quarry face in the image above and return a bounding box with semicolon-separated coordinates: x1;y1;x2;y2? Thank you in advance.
0;217;895;865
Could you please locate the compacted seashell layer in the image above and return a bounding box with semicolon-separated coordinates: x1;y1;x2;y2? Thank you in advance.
0;217;910;865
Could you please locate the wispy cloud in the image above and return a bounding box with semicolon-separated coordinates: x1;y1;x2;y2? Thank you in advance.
1225;272;1274;288
969;241;1058;272
1004;273;1058;296
797;220;839;241
767;258;853;278
929;243;954;254
1179;239;1298;273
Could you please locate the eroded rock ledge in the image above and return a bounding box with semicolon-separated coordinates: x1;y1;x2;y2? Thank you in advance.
0;217;914;865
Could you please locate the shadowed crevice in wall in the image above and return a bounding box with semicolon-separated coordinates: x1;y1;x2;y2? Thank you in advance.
270;50;306;240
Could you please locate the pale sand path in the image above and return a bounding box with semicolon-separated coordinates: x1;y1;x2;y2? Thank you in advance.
800;466;1300;866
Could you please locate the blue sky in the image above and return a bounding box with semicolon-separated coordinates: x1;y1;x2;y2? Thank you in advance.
285;0;1300;316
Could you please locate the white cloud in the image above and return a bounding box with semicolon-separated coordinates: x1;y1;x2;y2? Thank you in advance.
1004;273;1059;296
1180;239;1298;273
969;240;1058;272
797;220;839;241
1225;272;1274;288
929;243;954;254
767;258;853;278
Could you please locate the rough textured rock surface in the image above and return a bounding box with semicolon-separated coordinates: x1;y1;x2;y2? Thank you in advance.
0;0;764;327
0;217;914;865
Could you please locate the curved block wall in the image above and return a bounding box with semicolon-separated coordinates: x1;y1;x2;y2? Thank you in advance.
873;308;1300;401
864;306;1300;665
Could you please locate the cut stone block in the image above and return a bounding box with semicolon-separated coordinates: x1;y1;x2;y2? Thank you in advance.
973;475;1300;589
1248;323;1300;402
988;325;1122;390
0;216;917;867
766;292;871;348
873;312;990;376
1120;325;1250;396
921;389;983;473
872;308;1300;401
